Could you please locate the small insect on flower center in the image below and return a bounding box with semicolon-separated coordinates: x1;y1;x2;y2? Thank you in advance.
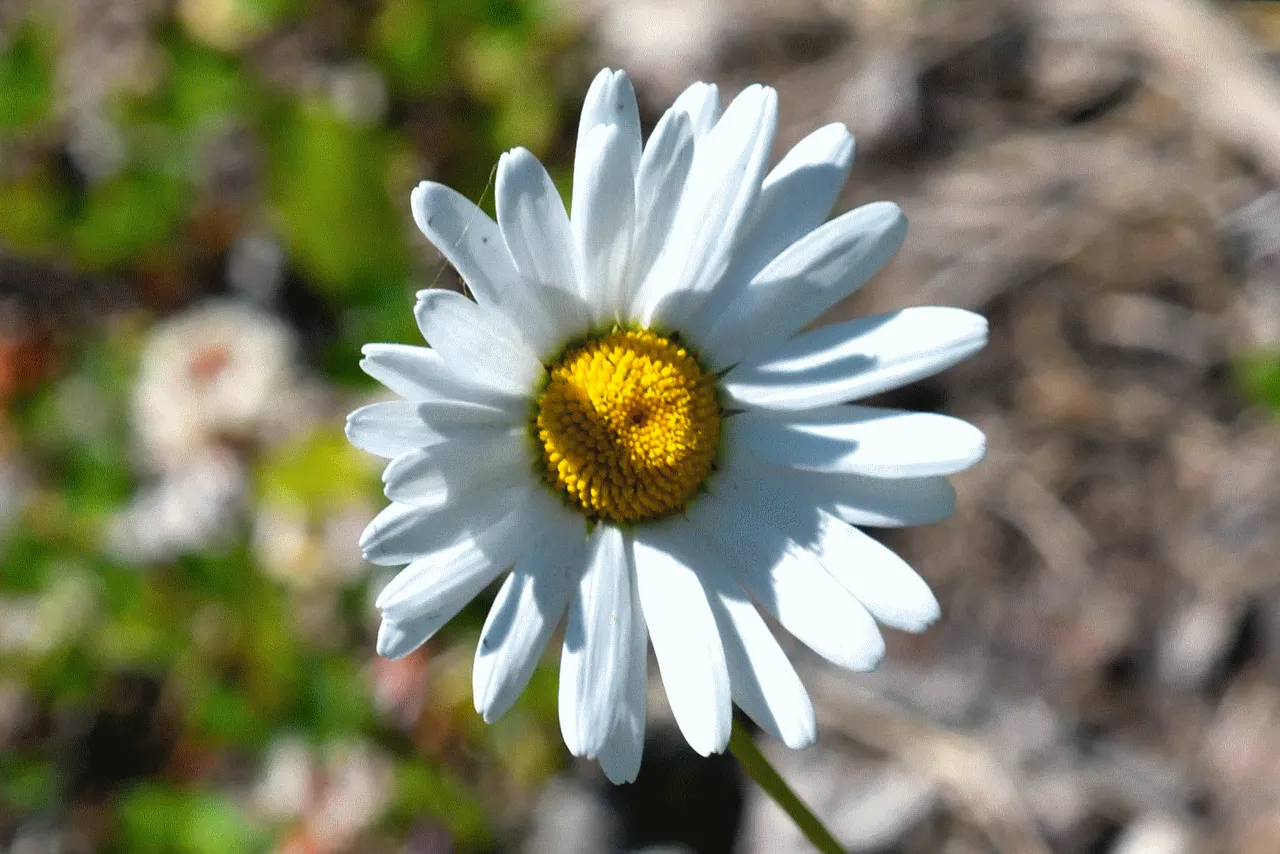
533;328;720;524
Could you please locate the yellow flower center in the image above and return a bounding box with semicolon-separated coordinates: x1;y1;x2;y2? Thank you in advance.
533;328;720;524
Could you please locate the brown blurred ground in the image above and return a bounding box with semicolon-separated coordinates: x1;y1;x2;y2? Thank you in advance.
568;0;1280;852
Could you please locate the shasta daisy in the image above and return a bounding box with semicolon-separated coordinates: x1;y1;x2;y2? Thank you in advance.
347;68;987;783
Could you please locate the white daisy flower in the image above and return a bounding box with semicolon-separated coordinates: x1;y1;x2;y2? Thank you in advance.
348;69;988;783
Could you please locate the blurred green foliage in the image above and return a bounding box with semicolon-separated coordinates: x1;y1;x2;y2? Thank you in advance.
0;19;53;130
1235;351;1280;413
267;102;408;294
0;0;578;850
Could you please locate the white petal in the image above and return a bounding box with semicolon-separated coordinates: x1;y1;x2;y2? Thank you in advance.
416;398;522;428
777;465;956;528
473;505;582;722
704;579;816;749
375;494;539;620
380;428;526;505
360;481;525;567
560;524;633;758
410;182;562;358
724;307;988;410
749;122;856;265
687;485;885;671
689;123;855;335
802;508;940;632
597;570;648;784
632;85;778;329
575;68;642;190
359;344;520;408
377;612;440;659
414;290;543;396
705;454;940;631
345;401;435;459
572;123;636;321
496;148;589;344
626;109;695;309
375;571;487;658
632;520;732;757
733;405;986;478
670;81;720;139
701;201;907;369
409;182;516;308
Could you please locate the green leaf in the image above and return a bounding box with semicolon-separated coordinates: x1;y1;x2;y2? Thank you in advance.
71;170;190;269
0;169;71;254
268;102;408;295
117;784;184;853
1235;351;1280;412
0;757;59;812
117;786;269;854
392;761;493;847
189;681;271;747
256;426;376;512
166;37;255;131
299;656;373;737
0;20;54;130
371;0;445;94
178;793;268;854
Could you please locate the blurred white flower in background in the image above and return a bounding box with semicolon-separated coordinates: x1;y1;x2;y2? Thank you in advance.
111;300;327;565
0;567;99;655
252;736;395;853
105;449;245;564
350;68;988;782
132;300;305;474
253;502;371;592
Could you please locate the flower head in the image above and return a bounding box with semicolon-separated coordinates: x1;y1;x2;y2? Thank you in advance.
348;68;988;783
133;300;303;473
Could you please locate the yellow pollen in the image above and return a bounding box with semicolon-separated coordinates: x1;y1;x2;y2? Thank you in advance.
533;328;720;524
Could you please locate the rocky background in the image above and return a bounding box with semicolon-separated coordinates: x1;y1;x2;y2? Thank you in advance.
2;0;1280;852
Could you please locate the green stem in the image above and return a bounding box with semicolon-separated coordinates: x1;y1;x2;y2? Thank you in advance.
728;720;846;854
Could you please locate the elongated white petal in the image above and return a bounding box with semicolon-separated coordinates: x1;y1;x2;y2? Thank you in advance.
473;502;583;722
626;109;695;313
598;571;648;784
702;202;907;369
803;508;940;632
380;428;525;505
747;122;856;269
687;487;885;672
375;494;539;620
560;525;633;758
360;483;525;567
633;520;732;756
632;85;778;329
410;182;561;358
575;68;642;192
770;463;957;527
377;613;439;659
496;148;589;344
413;290;543;396
734;405;986;478
724;307;988;410
345;401;434;459
375;570;492;658
707;453;941;631
379;538;532;659
573;124;636;321
410;182;517;308
689;123;855;335
359;344;521;409
415;398;521;428
670;81;720;139
704;580;816;748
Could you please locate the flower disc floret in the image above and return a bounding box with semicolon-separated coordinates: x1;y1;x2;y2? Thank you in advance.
533;328;720;523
